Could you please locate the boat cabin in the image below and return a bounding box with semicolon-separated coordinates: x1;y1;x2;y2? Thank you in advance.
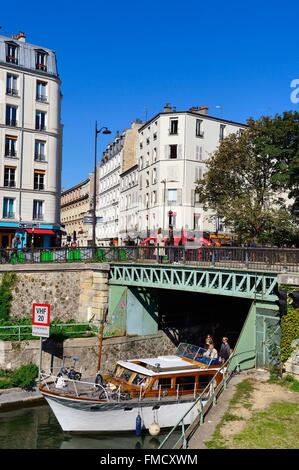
106;343;222;399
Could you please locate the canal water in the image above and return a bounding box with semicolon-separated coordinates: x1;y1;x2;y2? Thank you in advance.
0;404;178;449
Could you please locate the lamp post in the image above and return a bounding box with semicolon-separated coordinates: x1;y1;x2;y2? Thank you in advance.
92;122;111;248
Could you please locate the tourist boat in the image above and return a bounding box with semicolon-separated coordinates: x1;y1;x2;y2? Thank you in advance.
39;343;223;432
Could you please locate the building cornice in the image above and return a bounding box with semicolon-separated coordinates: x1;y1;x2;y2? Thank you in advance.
61;178;90;196
0;60;60;82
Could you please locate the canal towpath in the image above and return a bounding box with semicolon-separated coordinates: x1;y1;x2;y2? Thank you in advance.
0;387;44;411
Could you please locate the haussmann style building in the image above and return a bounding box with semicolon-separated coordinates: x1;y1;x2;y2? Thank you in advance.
0;31;62;248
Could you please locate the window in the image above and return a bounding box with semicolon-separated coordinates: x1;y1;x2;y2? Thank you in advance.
36;81;47;102
196;119;204;137
219;124;226;141
168;189;177;203
152;377;172;391
153;190;157;204
176;375;196;391
33;200;44;220
140;142;143;149
35;140;46;161
3;198;15;218
35;50;48;71
5;136;17;157
169;119;178;135
34;171;45;190
146;138;150;145
4;167;16;187
6;74;18;96
6;42;18;64
195;167;202;181
152;168;157;184
153;132;157;140
169;144;177;159
139;156;143;170
6;105;17;126
153;147;157;162
35;111;46;130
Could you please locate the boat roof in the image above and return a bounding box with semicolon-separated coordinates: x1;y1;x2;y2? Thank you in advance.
117;359;205;376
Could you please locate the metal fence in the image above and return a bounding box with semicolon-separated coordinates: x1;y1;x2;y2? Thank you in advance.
1;245;299;272
0;321;101;341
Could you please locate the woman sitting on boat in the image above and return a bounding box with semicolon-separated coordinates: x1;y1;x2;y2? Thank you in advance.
198;342;219;365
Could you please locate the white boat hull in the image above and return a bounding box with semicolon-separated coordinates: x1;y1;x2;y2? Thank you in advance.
43;394;204;432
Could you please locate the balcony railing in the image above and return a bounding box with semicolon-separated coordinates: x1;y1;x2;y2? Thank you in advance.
6;56;18;64
36;94;48;102
6;119;17;127
34;154;46;162
4;181;16;188
4;151;17;158
34;184;45;191
36;63;47;71
33;214;44;221
6;88;19;96
2;212;15;219
35;125;46;131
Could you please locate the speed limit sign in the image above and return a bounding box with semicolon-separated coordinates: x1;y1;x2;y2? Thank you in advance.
32;303;51;337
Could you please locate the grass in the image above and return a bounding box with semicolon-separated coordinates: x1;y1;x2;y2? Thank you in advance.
268;372;299;393
232;402;299;449
230;379;254;407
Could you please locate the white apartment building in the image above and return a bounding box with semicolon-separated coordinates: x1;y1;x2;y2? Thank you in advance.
0;32;62;248
96;121;141;244
119;164;139;243
137;104;245;238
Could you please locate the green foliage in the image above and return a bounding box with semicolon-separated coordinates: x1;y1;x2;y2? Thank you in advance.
196;111;299;244
280;305;299;363
268;371;299;392
10;363;39;389
0;273;17;321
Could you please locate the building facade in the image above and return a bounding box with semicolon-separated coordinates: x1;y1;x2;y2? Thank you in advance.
60;175;94;246
96;121;141;244
137;104;245;238
0;32;62;248
119;164;139;243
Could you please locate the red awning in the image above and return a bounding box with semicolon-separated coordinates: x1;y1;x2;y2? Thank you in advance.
26;229;56;235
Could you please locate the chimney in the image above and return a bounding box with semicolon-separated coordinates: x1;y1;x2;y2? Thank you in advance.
13;31;26;42
164;103;172;113
198;106;208;115
172;106;176;112
189;105;209;115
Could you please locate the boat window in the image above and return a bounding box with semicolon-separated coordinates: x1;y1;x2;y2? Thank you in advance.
131;373;149;386
152;377;172;390
199;374;214;391
175;375;196;391
115;366;124;378
119;368;133;382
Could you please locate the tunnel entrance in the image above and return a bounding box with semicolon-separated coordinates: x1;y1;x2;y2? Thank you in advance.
153;289;252;353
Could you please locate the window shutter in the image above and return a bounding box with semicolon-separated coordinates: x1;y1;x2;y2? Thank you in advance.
191;189;195;206
177;189;182;205
164;145;169;159
196;146;199;160
177;145;182;159
199;146;203;160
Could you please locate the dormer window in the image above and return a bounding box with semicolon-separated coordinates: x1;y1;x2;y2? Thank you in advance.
6;42;18;64
35;49;48;71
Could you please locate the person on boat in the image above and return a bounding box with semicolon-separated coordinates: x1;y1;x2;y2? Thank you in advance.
219;337;231;363
203;342;218;360
204;334;213;349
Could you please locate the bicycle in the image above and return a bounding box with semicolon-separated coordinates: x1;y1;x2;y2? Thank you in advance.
57;355;82;381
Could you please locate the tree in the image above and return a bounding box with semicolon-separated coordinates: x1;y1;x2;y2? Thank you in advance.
196;111;299;244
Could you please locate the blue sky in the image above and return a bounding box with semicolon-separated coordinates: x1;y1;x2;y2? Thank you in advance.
2;0;299;188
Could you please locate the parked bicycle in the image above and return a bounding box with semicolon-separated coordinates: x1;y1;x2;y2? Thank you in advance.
57;355;82;381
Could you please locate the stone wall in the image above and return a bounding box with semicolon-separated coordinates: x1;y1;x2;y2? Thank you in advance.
0;331;176;377
0;263;109;322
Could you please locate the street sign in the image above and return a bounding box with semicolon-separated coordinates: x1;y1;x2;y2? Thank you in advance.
32;303;51;338
83;216;93;224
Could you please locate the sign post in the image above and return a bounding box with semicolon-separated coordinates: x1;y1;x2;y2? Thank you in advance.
32;303;51;381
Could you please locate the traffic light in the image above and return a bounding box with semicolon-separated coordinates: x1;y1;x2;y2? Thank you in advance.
288;291;299;309
275;289;288;316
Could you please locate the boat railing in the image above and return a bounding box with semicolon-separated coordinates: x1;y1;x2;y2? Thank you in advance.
158;348;256;449
39;372;110;402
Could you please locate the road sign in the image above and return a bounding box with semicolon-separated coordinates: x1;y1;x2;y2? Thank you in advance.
32;303;51;338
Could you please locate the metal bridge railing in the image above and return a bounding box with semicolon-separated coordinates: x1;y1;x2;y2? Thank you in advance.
158;349;256;449
1;245;299;272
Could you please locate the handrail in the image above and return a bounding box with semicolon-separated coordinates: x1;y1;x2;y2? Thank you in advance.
0;245;299;272
158;349;256;449
0;321;101;341
39;372;110;402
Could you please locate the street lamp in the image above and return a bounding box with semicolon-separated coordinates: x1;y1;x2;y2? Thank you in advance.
92;122;111;248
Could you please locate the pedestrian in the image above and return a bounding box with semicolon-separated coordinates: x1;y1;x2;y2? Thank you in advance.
203;342;218;360
10;234;20;260
154;228;165;263
219;337;231;363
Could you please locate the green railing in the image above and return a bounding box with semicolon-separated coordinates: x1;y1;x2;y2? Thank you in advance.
158;349;256;449
0;321;101;341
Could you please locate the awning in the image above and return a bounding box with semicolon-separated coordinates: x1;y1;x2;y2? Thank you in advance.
26;229;56;235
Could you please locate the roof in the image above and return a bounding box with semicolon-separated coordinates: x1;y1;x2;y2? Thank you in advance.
138;110;247;132
117;355;208;376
